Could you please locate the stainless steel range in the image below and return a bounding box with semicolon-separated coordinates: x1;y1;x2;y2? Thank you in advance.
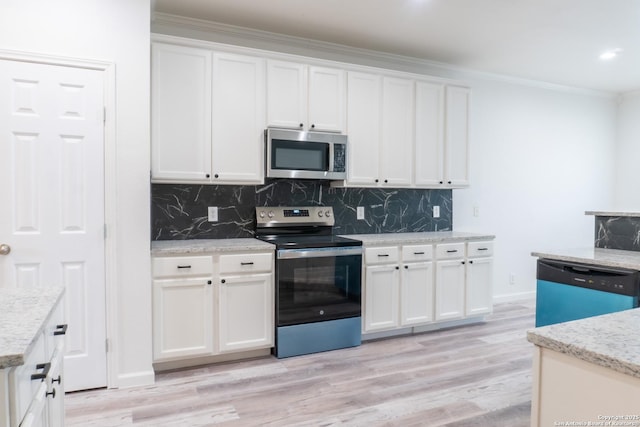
255;206;363;358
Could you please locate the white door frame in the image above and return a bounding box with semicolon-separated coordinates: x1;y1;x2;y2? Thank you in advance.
0;48;119;388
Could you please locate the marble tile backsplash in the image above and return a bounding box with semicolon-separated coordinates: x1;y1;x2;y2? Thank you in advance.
151;180;452;240
595;216;640;252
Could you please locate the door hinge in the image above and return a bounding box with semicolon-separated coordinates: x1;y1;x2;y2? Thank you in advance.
106;338;110;353
104;224;107;239
103;106;106;124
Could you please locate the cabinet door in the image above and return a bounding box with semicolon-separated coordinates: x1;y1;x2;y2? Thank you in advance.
381;77;413;186
414;81;445;186
266;60;307;130
445;86;470;186
435;259;465;321
218;273;274;353
466;257;493;316
212;53;265;184
401;261;434;326
151;43;212;182
308;66;345;132
364;264;400;332
346;71;381;186
153;278;214;360
46;346;65;427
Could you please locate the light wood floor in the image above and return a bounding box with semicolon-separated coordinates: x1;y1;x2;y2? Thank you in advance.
65;300;536;426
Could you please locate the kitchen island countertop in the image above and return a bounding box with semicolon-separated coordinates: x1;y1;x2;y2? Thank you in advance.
531;247;640;270
527;308;640;379
0;286;65;369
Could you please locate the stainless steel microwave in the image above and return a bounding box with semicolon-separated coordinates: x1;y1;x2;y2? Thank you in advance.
265;128;348;180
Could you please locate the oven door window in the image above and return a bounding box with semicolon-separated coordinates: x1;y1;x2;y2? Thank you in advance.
271;139;329;171
276;254;362;326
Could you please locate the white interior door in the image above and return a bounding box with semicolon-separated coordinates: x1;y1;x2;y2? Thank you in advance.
0;59;107;391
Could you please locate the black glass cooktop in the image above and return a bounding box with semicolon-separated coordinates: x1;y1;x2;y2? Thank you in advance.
256;234;362;249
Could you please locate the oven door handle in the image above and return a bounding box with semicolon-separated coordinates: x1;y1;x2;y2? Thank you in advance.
277;247;362;259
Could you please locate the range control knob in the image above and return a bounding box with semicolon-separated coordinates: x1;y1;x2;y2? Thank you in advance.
268;211;275;218
259;211;266;218
318;210;324;217
324;210;331;217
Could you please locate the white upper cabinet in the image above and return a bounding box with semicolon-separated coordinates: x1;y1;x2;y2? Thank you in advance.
414;81;445;186
152;43;212;182
151;36;470;188
445;86;470;187
211;52;265;184
380;76;414;187
267;60;346;132
346;71;381;186
346;73;414;187
151;44;266;185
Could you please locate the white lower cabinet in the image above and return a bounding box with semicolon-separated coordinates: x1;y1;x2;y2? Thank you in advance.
363;239;493;336
364;264;400;331
465;241;494;316
152;250;274;364
401;261;434;326
434;258;466;321
219;273;273;353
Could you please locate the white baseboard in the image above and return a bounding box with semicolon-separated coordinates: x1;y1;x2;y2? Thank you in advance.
493;290;536;304
116;369;155;389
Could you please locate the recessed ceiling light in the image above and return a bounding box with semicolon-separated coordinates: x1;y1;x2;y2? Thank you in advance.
599;48;622;60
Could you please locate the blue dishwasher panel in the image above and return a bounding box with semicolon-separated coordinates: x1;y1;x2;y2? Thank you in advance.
535;279;637;327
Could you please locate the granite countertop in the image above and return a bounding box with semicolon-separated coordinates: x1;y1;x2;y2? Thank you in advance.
527;308;640;379
151;238;275;255
585;210;640;217
0;287;65;369
531;247;640;270
343;231;495;245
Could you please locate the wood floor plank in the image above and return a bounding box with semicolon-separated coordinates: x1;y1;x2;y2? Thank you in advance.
65;300;535;426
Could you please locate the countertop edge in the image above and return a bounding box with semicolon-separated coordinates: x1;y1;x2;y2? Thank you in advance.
585;211;640;217
0;287;65;369
531;249;640;270
527;329;640;379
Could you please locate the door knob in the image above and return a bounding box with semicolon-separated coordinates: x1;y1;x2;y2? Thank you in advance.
0;244;10;255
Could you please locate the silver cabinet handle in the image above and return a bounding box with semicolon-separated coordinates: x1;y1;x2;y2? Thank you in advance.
0;244;10;255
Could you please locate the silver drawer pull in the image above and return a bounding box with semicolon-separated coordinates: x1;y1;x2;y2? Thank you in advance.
241;262;254;266
177;265;192;269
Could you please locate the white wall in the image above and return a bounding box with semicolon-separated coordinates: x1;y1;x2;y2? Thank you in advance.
453;79;617;300
614;91;640;210
0;0;153;387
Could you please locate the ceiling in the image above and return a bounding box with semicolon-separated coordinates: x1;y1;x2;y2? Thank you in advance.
152;0;640;93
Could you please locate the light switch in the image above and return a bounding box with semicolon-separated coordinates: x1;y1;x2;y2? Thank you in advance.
433;206;440;218
208;206;218;222
357;206;365;220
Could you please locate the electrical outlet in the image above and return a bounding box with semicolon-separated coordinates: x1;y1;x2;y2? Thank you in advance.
208;206;218;222
473;205;480;217
433;206;440;218
509;273;516;286
357;206;365;220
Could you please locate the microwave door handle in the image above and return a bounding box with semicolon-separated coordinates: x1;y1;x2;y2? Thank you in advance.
328;143;334;174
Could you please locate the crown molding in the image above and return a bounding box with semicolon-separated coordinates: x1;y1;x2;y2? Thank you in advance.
152;12;615;99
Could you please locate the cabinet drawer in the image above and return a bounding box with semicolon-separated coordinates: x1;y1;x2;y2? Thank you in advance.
365;246;399;265
435;243;465;259
402;244;433;262
468;241;494;257
219;252;273;274
153;256;213;278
